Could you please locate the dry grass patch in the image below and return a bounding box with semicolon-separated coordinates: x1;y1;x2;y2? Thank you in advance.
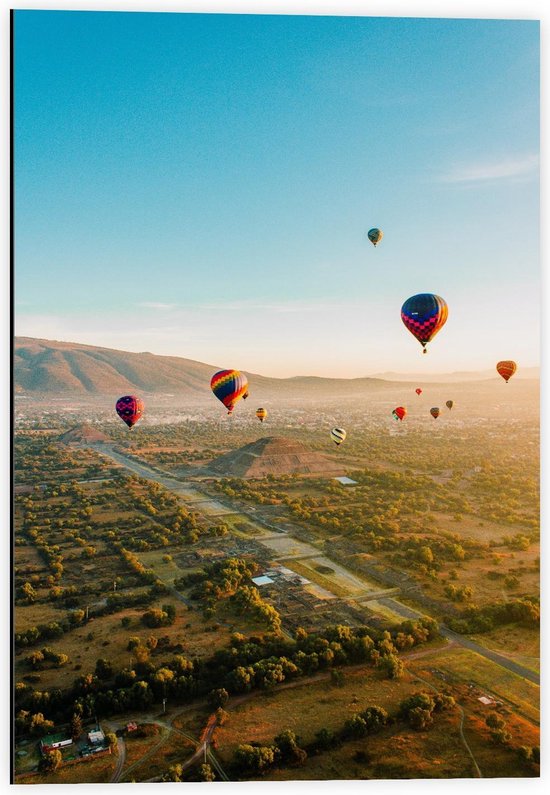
216;667;417;762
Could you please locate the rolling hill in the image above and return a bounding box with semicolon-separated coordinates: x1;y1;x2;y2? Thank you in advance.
14;337;391;398
14;337;535;398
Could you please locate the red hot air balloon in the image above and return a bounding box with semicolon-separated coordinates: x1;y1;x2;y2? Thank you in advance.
116;395;144;429
415;388;423;396
210;370;249;414
401;293;448;353
496;361;517;383
392;406;407;421
430;407;440;419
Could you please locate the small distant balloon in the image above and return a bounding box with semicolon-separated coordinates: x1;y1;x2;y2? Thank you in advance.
496;361;517;383
116;395;144;429
331;427;347;446
367;228;383;247
256;407;268;423
401;293;448;354
415;388;423;396
392;406;407;421
430;407;440;419
210;370;249;415
446;400;454;410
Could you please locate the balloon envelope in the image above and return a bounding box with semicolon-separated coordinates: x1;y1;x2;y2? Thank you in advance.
256;407;268;423
211;370;249;414
496;361;517;383
415;388;422;396
392;406;407;421
401;293;448;353
116;395;144;429
430;407;440;419
331;427;347;445
446;400;454;410
367;228;383;246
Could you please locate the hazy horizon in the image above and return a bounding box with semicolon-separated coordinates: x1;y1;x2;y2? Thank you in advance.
14;12;539;377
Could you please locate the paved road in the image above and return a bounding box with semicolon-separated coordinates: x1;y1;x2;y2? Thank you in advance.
379;597;540;685
93;444;541;689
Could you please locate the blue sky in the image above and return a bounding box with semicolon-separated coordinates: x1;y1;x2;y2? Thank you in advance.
14;10;539;376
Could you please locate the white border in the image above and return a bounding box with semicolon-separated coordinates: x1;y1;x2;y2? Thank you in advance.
2;1;547;793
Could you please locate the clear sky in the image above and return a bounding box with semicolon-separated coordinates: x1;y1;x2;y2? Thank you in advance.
14;10;540;377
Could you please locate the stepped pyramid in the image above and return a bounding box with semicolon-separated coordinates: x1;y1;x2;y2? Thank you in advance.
59;423;111;444
208;436;344;478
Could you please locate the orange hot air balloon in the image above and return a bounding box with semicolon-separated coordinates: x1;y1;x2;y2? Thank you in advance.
496;361;517;383
392;406;407;421
415;388;422;396
256;407;268;423
430;407;440;419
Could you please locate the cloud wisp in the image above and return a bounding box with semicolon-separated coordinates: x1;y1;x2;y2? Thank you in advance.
440;153;539;184
136;302;177;310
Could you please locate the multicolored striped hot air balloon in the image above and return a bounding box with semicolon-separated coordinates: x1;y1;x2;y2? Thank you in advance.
446;400;454;410
210;370;249;414
496;361;517;383
415;388;423;396
367;228;383;247
401;293;448;354
430;407;440;419
256;407;268;423
392;406;407;421
116;395;144;429
330;427;347;445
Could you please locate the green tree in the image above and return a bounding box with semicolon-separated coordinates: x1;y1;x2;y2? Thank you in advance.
39;749;62;773
207;688;229;709
70;713;83;740
197;763;216;781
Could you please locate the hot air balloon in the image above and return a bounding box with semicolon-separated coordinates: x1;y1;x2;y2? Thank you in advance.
116;395;144;429
496;361;517;383
331;427;347;445
401;293;448;353
256;407;268;423
430;407;440;419
446;400;454;410
367;228;383;247
210;370;249;414
415;388;423;396
392;406;407;421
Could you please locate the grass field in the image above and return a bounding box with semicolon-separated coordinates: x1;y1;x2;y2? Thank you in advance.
215;666;417;760
15;752;116;785
14;594;242;692
408;646;540;724
467;625;540;674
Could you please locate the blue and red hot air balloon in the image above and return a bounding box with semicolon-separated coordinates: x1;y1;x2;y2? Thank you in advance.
401;293;448;354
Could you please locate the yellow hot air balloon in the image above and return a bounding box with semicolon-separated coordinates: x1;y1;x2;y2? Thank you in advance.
330;427;347;445
256;407;268;423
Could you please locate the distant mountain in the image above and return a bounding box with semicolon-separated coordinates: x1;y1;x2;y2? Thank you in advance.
13;337;391;397
15;337;531;397
369;368;539;383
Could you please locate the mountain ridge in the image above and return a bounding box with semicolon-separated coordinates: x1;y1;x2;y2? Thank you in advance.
14;337;535;396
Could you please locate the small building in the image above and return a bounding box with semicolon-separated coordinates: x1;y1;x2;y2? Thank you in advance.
478;696;496;706
251;575;274;587
40;733;73;753
88;730;105;745
334;476;358;485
